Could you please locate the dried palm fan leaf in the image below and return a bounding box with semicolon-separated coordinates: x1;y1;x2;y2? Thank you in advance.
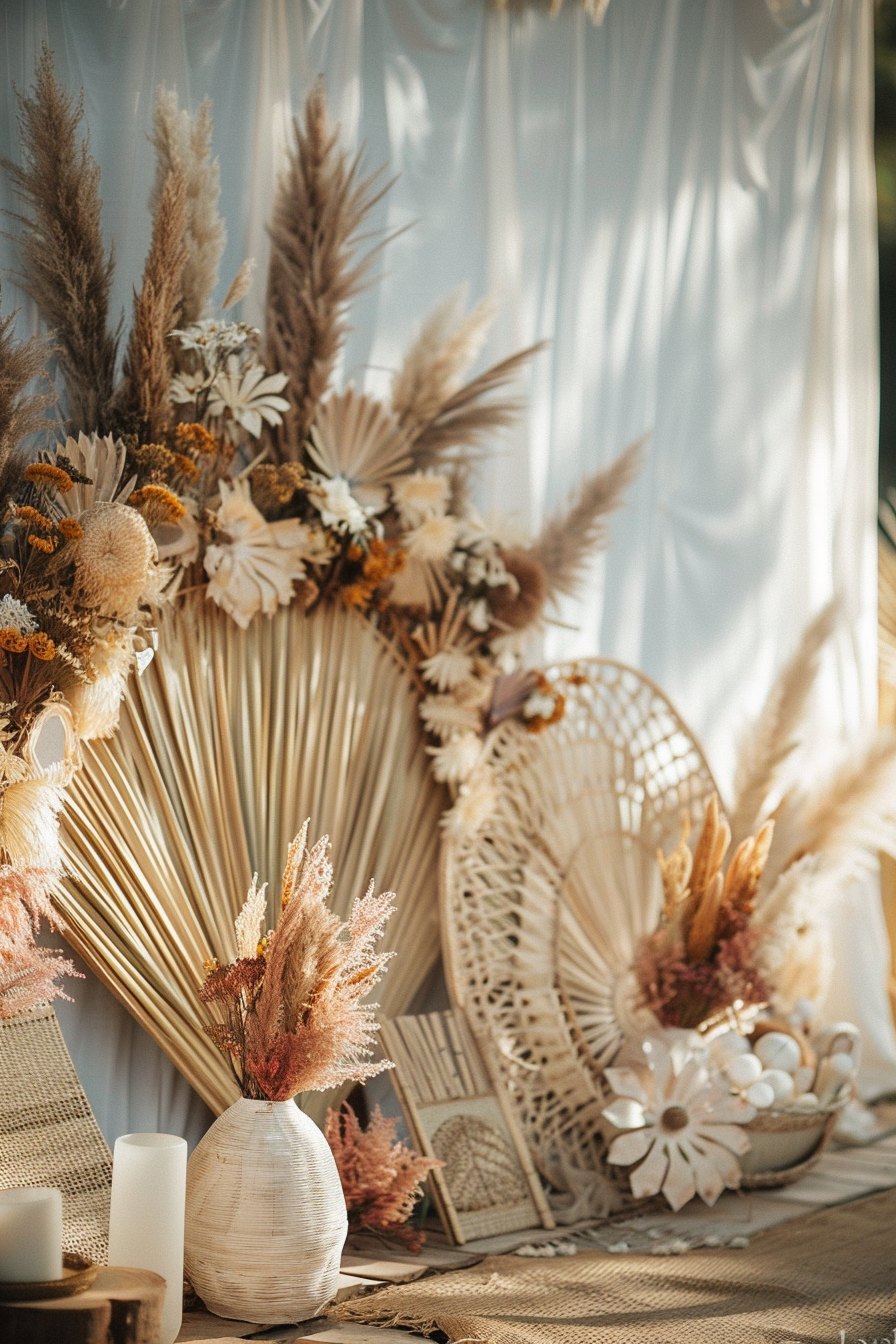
266;81;390;460
2;47;118;433
528;437;645;602
308;387;412;510
56;595;446;1126
729;599;840;845
149;89;227;324
441;659;716;1179
116;166;188;440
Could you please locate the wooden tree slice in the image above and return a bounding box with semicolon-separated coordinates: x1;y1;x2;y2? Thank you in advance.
0;1267;164;1344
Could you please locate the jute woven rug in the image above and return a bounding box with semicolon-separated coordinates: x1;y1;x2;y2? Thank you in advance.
334;1184;896;1343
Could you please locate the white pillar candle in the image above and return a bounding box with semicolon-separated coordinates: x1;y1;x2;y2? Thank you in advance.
108;1133;187;1344
0;1188;63;1283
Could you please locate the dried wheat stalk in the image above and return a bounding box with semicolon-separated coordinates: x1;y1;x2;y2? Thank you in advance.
729;599;840;845
529;437;644;600
116;167;188;439
266;81;389;461
2;47;118;433
150;89;226;323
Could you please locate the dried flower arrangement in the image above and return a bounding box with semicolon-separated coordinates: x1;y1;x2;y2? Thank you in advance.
199;823;395;1101
0;46;640;883
325;1102;442;1251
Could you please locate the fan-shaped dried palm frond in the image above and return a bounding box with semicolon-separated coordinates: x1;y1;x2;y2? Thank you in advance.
57;596;446;1125
441;659;717;1178
2;47;118;433
729;599;840;845
406;345;543;472
116;167;188;440
149;89;227;323
307;388;412;510
392;289;494;436
529;437;644;602
266;81;390;461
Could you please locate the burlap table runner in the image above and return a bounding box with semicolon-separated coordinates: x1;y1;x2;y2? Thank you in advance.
335;1184;896;1343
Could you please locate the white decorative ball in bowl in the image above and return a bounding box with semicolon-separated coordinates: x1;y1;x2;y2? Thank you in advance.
185;1097;347;1324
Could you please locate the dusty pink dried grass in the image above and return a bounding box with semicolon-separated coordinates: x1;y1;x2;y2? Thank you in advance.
200;824;396;1101
0;865;79;1018
325;1102;441;1252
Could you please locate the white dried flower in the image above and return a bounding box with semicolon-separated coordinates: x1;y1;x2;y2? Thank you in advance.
204;479;310;628
169;318;258;358
0;596;37;635
406;514;458;563
208;357;290;441
428;732;482;784
442;764;499;839
419;645;475;692
169;369;210;405
523;690;556;720
419;694;481;740
467;598;491;632
309;475;372;536
391;471;450;527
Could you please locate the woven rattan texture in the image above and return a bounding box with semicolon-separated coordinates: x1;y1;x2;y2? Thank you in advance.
442;659;717;1177
336;1184;896;1343
0;1005;112;1262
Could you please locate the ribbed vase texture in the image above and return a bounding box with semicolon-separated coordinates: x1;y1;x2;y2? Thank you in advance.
184;1097;347;1323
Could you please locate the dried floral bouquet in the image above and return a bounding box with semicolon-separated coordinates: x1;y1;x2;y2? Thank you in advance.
199;822;395;1101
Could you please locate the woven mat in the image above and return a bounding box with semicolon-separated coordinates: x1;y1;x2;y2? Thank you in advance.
0;1005;112;1262
334;1184;896;1343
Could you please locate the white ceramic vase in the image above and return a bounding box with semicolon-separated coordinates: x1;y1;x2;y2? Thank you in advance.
184;1097;347;1324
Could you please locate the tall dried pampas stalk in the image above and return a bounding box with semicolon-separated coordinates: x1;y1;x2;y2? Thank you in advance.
529;436;644;601
392;289;494;436
149;89;226;322
0;289;54;509
729;599;840;845
266;81;389;460
3;48;118;433
117;167;188;439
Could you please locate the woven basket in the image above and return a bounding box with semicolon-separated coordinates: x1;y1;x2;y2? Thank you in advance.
739;1102;844;1188
184;1097;347;1323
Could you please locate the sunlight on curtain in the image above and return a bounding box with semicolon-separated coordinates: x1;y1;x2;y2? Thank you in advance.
2;0;892;1135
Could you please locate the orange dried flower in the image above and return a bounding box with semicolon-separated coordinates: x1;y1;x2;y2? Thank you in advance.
175;422;218;456
28;632;56;661
27;533;55;554
57;517;83;542
171;451;201;482
340;583;372;610
129;485;186;522
362;539;405;586
23;463;74;493
347;544;364;562
0;629;28;654
14;506;53;532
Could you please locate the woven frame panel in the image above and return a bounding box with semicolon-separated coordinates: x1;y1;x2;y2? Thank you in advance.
0;1005;112;1262
441;658;717;1176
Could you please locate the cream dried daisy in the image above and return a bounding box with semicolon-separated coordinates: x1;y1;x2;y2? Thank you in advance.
208;357;290;442
204;479;310;628
419;694;481;740
0;596;37;636
603;1033;755;1212
427;732;482;785
391;471;450;527
419;645;475;692
75;503;161;621
405;515;458;564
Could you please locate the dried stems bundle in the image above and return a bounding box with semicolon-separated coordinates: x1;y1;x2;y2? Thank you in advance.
200;823;396;1101
325;1102;441;1251
117;167;188;439
150;90;227;323
2;47;118;433
529;437;644;601
635;794;774;1029
266;81;389;459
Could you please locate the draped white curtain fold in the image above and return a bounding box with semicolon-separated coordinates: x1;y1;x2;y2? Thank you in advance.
2;0;892;1141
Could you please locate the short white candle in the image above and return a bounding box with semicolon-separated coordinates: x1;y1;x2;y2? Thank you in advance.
0;1188;63;1283
109;1133;187;1344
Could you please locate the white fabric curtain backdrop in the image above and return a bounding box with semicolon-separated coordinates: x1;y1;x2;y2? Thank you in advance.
2;0;893;1145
